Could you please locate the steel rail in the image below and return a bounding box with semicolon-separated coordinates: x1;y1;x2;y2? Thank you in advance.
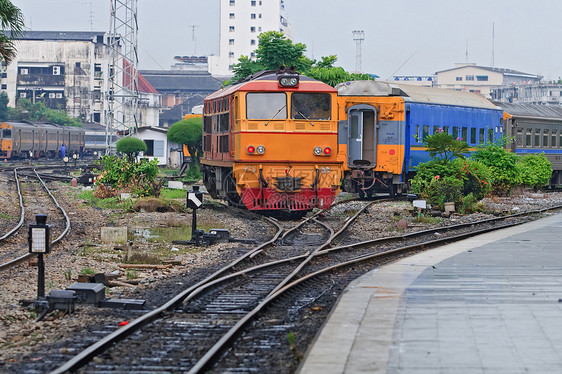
0;168;25;242
187;205;562;373
49;200;368;374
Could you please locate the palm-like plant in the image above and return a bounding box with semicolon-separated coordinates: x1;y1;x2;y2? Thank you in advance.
0;0;25;65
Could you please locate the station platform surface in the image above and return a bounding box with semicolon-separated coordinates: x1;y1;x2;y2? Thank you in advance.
298;212;562;374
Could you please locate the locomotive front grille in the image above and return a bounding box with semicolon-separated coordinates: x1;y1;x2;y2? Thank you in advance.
275;177;302;191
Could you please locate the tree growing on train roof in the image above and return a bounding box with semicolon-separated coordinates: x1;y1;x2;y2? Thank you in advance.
0;0;25;65
167;116;203;172
230;31;371;86
8;99;83;126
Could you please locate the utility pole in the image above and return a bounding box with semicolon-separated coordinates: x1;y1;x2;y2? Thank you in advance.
352;30;365;73
190;25;199;56
104;0;139;154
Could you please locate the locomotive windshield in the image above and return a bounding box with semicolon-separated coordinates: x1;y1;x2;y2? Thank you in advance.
246;92;287;120
2;129;11;138
291;93;331;120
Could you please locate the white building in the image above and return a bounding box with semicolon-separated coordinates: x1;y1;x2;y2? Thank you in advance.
208;0;293;77
435;63;542;97
0;31;160;129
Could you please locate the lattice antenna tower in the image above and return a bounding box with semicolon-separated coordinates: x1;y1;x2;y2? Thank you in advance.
104;0;139;152
352;30;365;73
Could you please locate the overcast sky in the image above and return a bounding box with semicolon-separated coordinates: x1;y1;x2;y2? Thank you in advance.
11;0;562;80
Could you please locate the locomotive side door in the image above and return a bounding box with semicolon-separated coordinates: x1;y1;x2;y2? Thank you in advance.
347;105;377;167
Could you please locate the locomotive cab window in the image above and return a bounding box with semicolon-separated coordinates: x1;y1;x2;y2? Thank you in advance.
246;92;287;120
2;129;11;138
291;93;331;120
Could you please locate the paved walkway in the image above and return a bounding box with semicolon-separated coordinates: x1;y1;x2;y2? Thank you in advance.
298;213;562;374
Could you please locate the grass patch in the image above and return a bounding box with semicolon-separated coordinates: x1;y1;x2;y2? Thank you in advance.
0;213;16;220
78;190;134;211
160;188;187;199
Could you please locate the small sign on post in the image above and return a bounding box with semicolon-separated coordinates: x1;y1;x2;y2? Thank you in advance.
28;214;51;300
187;185;203;209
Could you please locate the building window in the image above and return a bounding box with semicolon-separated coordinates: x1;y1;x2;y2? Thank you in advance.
229;38;235;45
251;13;256;19
229;0;235;5
476;75;488;81
229;52;235;57
20;68;28;75
20;92;26;98
250;26;256;32
49;93;55;98
229;26;235;32
56;93;63;98
456;76;462;81
1;72;6;78
466;75;474;81
250;39;256;45
229;13;235;19
1;84;6;90
250;52;255;58
251;0;256;5
259;13;262;18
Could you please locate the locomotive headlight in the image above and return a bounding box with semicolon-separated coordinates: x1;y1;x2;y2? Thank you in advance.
279;76;299;87
313;147;323;156
256;145;265;154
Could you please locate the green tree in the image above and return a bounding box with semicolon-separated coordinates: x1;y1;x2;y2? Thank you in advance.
0;91;8;120
230;31;371;87
8;99;82;126
0;0;25;65
167;116;203;170
116;137;147;162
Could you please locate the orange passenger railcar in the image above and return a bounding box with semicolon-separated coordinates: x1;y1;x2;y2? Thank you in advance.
201;68;342;214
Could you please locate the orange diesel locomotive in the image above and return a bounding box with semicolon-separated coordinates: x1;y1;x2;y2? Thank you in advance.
201;68;341;214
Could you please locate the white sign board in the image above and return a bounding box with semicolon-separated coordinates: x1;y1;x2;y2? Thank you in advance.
413;200;427;209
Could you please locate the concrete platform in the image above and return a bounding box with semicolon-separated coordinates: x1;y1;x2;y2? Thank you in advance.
299;213;562;374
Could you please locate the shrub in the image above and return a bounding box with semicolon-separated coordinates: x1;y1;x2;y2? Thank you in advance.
516;153;552;190
424;175;463;209
116;137;147;161
95;155;161;197
471;143;521;196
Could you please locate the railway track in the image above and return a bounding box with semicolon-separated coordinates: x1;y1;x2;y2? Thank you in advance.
0;167;71;270
18;201;554;373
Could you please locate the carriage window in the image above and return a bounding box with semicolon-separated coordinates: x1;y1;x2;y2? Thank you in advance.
534;129;541;147
246;92;287;120
422;125;429;141
551;130;557;148
479;128;485;144
543;130;549;148
462;127;468;142
516;129;523;146
415;125;420;142
433;125;439;134
452;126;459;139
525;129;532;147
442;126;449;135
291;93;331;120
470;128;476;144
487;129;493;143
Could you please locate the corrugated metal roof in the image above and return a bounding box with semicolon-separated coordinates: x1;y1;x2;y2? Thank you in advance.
435;65;540;79
336;80;499;109
140;71;222;92
12;31;105;41
494;102;562;119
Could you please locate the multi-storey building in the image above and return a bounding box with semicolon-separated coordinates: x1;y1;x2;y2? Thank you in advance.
436;63;542;96
491;84;562;105
1;31;160;128
208;0;293;77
